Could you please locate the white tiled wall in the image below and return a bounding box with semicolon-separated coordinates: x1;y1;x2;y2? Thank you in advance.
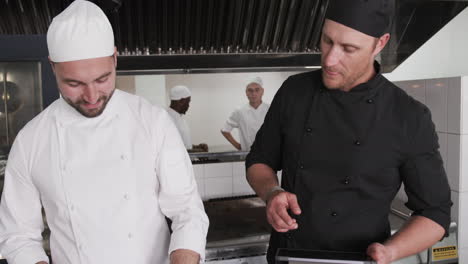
193;164;205;198
459;191;468;248
438;132;448;169
460;135;468;193
192;161;256;200
192;161;283;200
447;78;461;134
233;162;255;196
461;77;468;135
398;80;426;104
205;177;233;199
204;163;233;178
452;190;460;223
232;162;245;176
459;247;468;264
446;134;461;191
395;76;468;262
426;79;448;133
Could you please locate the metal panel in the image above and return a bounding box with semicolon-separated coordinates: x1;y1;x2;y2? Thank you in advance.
241;0;256;51
2;0;468;72
231;0;245;51
301;0;321;52
308;0;328;51
0;35;58;109
205;0;215;50
116;53;321;74
290;0;315;52
0;61;43;147
251;0;268;52
271;0;289;52
214;0;227;51
280;0;300;51
261;0;279;51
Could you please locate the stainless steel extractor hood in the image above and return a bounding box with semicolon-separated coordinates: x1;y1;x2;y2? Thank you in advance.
1;0;467;74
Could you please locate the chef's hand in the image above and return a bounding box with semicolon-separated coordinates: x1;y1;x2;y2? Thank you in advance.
366;242;394;264
266;190;301;232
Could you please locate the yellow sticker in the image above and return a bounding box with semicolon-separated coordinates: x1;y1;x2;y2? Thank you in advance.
432;246;458;261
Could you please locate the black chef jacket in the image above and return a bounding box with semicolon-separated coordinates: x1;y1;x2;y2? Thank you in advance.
246;64;452;263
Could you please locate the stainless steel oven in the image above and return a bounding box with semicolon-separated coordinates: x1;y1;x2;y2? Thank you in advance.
204;197;269;264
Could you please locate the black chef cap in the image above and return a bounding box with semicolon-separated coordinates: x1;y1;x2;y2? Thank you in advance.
325;0;393;38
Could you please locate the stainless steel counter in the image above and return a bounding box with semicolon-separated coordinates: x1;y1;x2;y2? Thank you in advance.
190;150;249;164
204;197;269;263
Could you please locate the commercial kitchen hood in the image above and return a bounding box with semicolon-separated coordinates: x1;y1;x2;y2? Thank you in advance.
1;0;467;74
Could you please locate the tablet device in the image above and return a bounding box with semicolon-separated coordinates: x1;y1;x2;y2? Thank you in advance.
276;248;377;264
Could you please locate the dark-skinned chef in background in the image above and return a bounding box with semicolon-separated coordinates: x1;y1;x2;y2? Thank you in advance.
245;0;452;263
167;85;209;153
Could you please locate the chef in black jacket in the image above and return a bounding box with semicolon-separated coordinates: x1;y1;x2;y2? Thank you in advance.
245;0;452;263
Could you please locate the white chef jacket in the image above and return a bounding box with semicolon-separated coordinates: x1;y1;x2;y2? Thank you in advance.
0;89;209;264
222;102;270;151
167;107;192;149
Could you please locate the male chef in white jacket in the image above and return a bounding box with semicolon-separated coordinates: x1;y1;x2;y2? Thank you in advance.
0;1;209;264
221;77;270;151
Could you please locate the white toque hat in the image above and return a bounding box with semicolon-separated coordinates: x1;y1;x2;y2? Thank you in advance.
248;77;263;87
170;85;191;100
47;0;115;62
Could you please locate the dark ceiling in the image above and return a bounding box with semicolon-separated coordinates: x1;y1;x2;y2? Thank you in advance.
1;0;467;73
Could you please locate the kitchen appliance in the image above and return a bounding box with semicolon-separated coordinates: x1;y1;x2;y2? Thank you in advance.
205;197;270;263
276;249;376;264
3;1;467;74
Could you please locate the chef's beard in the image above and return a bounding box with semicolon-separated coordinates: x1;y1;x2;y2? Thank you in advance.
63;90;115;118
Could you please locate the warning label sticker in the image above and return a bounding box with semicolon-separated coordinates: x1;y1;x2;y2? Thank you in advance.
432;246;458;261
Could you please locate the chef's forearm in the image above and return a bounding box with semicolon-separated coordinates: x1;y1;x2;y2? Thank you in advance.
246;163;279;201
170;249;200;264
221;131;241;149
383;215;445;261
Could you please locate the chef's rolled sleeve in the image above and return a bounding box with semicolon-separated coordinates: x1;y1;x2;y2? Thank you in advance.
157;111;209;261
400;105;452;236
221;110;240;133
0;132;49;264
9;246;49;264
246;82;286;172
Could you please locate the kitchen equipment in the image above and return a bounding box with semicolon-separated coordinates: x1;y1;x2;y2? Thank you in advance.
205;197;270;263
276;249;376;264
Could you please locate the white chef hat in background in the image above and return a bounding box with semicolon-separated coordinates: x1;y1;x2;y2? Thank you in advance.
47;0;115;62
247;77;263;87
170;85;191;100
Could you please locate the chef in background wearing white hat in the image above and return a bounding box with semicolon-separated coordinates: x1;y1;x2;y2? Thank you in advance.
167;85;208;152
221;77;270;151
0;1;208;264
